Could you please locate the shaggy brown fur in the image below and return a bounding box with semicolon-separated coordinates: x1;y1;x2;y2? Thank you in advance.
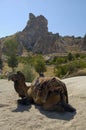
33;77;68;104
9;71;76;112
8;71;30;98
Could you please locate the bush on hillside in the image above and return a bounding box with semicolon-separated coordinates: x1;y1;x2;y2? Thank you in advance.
21;64;35;82
34;58;46;75
7;55;18;72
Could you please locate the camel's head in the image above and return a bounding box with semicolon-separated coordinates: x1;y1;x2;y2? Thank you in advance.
8;71;25;82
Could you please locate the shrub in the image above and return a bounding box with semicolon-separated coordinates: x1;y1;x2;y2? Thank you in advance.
21;64;35;82
8;55;18;72
67;53;74;61
3;38;19;56
55;65;68;78
0;74;7;79
55;62;77;78
52;56;67;65
34;58;46;75
75;53;80;59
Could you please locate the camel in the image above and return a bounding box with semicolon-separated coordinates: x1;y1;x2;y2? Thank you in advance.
8;71;76;112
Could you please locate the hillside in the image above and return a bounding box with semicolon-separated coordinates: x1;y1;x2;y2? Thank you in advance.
0;13;86;56
0;76;86;130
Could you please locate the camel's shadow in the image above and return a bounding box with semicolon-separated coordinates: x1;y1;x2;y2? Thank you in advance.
12;100;76;121
12;99;32;112
35;105;76;121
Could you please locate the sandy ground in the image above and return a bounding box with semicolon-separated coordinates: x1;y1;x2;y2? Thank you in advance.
0;76;86;130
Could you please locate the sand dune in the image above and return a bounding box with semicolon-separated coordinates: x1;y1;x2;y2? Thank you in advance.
0;76;86;130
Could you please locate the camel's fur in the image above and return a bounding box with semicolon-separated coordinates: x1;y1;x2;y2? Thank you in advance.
9;71;76;112
32;77;68;104
8;71;30;98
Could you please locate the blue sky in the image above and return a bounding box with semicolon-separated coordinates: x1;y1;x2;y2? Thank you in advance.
0;0;86;38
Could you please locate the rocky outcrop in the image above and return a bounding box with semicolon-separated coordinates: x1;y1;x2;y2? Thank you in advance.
80;35;86;51
0;13;85;55
17;13;48;50
17;13;66;54
33;35;66;54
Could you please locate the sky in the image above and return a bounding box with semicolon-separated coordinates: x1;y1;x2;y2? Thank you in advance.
0;0;86;38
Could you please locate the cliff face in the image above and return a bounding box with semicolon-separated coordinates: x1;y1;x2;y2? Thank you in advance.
17;13;66;54
0;13;86;55
80;35;86;51
17;13;48;51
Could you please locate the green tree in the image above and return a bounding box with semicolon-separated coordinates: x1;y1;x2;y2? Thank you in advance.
22;64;35;82
55;65;67;78
8;55;18;72
3;38;18;56
67;53;73;61
34;59;46;75
75;53;80;59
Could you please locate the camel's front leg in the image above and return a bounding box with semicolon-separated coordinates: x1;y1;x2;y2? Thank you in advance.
17;97;34;105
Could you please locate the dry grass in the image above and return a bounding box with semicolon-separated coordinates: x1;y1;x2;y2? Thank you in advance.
2;62;86;79
2;61;55;77
74;68;86;76
45;65;55;77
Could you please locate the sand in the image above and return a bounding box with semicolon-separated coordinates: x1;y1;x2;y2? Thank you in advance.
0;76;86;130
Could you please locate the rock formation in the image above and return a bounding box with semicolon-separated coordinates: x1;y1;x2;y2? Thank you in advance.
17;13;66;54
0;13;86;55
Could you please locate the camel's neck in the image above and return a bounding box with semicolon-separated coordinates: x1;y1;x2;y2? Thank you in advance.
14;80;19;87
14;80;29;91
